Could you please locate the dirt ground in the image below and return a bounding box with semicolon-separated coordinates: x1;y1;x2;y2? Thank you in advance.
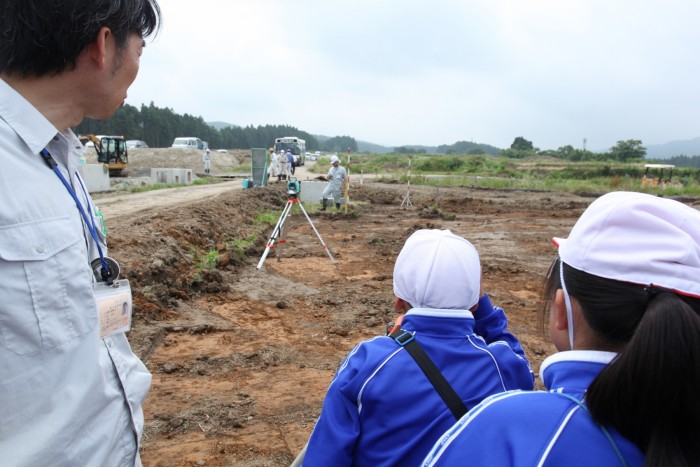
98;147;248;177
94;157;700;466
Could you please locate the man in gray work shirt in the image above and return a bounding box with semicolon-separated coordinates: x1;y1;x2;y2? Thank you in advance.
0;1;161;466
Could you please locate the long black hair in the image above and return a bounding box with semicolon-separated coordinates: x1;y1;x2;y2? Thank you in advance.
542;259;700;466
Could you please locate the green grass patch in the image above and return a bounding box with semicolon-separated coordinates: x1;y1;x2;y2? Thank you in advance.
237;163;252;173
359;153;700;196
195;249;219;270
226;234;257;262
253;210;280;227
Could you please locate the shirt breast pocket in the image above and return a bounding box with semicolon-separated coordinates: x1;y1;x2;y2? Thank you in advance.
0;217;98;355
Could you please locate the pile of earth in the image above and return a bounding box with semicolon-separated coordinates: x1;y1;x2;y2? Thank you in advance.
84;147;249;178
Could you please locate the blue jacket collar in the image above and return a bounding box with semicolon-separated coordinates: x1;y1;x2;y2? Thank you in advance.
540;350;617;396
401;308;475;337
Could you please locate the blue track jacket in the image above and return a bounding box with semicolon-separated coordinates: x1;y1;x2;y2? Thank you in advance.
303;295;534;466
422;351;645;467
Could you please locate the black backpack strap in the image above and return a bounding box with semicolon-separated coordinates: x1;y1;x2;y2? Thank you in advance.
390;329;468;420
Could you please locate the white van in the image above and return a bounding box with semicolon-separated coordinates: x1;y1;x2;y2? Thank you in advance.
172;137;204;150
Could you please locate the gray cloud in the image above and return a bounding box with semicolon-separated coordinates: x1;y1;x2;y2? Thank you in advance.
126;0;700;150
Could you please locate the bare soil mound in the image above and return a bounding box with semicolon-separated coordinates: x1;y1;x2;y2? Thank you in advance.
84;147;249;177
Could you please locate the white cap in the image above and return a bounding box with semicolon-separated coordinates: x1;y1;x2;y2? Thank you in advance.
393;229;481;310
330;155;340;164
554;191;700;298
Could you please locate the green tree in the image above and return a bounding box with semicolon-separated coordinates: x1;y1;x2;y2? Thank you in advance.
437;140;500;155
610;139;646;162
511;136;534;151
393;146;426;154
322;136;358;153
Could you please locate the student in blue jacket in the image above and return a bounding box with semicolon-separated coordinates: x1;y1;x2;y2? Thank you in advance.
422;191;700;467
302;229;534;466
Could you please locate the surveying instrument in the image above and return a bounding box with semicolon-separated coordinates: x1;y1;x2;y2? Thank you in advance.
256;178;338;271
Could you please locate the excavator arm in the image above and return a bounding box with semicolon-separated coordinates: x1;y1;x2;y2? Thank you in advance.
78;134;128;176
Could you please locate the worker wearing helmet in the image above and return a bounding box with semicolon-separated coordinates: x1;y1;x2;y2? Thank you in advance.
320;155;347;211
278;149;289;181
286;148;295;176
268;148;280;181
202;147;211;175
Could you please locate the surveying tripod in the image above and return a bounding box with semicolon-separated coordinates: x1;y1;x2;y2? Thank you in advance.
256;180;338;271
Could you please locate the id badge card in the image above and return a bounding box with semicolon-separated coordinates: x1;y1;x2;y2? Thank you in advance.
93;279;133;338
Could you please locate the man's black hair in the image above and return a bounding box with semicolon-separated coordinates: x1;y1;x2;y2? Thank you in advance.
0;0;161;77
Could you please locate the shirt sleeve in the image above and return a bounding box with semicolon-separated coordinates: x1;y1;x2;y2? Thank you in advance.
471;294;534;387
471;294;525;357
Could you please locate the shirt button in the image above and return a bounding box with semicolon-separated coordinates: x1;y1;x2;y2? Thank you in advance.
36;246;45;253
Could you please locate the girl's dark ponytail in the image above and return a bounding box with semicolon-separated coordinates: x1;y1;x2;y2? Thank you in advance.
586;293;700;466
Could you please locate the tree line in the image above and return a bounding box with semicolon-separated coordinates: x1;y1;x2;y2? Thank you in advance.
73;102;358;153
74;104;700;168
501;136;700;167
387;136;700;168
501;136;648;162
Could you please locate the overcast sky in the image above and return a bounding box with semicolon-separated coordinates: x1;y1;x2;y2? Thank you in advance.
126;0;700;151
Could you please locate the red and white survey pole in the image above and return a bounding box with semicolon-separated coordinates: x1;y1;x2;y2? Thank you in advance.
401;158;413;208
344;147;351;214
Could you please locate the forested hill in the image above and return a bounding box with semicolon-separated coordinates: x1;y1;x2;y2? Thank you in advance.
646;137;700;159
73;102;503;154
74;103;322;151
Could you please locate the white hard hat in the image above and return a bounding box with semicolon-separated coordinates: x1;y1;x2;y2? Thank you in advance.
330;155;340;164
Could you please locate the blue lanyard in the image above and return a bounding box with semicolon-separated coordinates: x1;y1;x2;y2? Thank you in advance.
40;148;113;285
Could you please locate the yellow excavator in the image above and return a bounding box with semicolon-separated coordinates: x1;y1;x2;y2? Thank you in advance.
79;134;128;176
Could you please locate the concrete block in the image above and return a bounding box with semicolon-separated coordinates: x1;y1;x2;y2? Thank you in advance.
298;180;345;205
77;163;110;192
150;168;194;185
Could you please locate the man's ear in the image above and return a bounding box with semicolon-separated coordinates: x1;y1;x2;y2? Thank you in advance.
87;27;112;70
553;289;569;331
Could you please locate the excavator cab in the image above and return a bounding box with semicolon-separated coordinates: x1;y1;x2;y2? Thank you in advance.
79;134;128;176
